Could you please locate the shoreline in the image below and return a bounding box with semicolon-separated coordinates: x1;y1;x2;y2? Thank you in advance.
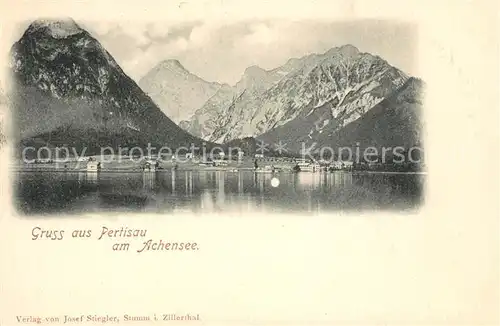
10;168;427;175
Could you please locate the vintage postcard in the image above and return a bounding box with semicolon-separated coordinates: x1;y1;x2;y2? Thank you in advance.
0;0;498;325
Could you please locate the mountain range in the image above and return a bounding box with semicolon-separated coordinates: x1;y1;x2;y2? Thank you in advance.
144;44;423;153
8;18;424;158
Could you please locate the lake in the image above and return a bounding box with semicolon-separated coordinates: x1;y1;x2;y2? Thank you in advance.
14;171;425;216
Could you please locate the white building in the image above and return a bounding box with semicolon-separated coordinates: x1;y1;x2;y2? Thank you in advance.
297;162;321;172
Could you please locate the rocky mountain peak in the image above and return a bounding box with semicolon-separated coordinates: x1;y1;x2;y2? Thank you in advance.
243;65;266;76
139;58;222;123
323;44;360;59
338;44;360;56
26;18;83;39
236;65;275;92
11;18;214;153
158;59;188;73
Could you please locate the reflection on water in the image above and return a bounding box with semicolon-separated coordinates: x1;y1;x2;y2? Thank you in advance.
143;172;155;191
14;171;424;215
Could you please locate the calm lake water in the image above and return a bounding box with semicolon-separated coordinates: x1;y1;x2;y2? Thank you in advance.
14;171;424;215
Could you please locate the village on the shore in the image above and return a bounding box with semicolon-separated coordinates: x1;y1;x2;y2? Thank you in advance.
17;147;424;174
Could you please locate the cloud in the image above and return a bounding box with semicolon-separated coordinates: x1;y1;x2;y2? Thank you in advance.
188;22;223;48
85;21;117;36
146;22;170;39
242;22;275;45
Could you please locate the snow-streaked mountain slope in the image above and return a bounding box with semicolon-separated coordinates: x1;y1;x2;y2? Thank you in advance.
183;45;409;144
258;77;424;154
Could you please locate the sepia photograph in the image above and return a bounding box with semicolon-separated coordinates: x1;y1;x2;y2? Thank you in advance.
5;18;425;216
0;1;498;325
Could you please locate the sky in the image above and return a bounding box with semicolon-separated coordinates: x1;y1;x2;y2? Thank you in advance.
9;19;417;85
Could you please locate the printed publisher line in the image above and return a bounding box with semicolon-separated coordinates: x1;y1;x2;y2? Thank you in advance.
15;313;201;324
